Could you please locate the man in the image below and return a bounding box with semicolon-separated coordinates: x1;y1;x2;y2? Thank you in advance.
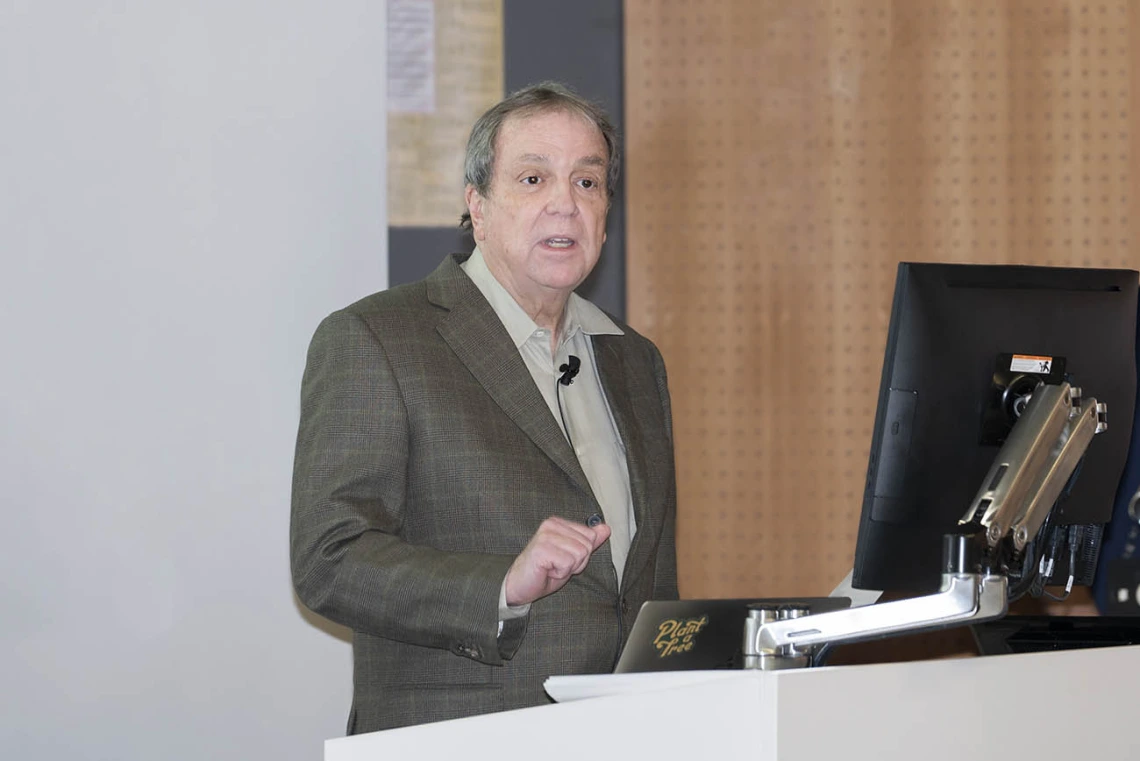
291;82;678;733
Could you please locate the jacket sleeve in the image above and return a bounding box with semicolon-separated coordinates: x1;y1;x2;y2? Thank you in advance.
289;310;526;664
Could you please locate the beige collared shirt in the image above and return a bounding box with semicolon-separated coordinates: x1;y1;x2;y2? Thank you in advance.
462;248;637;596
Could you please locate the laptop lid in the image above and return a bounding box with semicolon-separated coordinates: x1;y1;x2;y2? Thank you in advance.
614;597;852;673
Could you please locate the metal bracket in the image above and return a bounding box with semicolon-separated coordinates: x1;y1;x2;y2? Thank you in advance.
963;382;1104;552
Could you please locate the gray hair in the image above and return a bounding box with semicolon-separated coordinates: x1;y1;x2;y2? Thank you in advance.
459;81;620;230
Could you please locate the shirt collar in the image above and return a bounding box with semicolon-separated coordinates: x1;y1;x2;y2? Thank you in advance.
461;246;624;349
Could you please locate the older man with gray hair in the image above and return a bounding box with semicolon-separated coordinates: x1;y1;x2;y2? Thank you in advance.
291;81;678;733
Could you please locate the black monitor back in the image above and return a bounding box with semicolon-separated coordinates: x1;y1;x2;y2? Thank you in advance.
853;263;1138;593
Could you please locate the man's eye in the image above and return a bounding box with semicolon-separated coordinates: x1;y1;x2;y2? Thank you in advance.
522;176;540;185
579;178;595;189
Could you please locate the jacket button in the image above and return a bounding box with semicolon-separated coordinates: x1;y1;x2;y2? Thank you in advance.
454;642;481;659
620;597;630;615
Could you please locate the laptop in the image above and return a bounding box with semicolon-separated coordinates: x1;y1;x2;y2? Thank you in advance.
971;615;1140;656
614;597;852;673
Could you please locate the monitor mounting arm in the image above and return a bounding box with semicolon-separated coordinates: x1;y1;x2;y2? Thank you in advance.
742;381;1106;670
962;382;1106;554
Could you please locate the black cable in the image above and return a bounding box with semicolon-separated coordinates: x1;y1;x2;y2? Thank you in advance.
555;377;574;449
811;642;835;667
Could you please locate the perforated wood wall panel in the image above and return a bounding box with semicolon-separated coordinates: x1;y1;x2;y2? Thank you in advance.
626;1;1140;599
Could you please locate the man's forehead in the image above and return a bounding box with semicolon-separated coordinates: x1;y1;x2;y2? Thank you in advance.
496;110;607;160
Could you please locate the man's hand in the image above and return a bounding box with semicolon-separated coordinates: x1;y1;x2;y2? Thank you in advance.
504;516;611;607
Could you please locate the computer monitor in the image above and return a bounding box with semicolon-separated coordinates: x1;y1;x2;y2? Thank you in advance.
852;262;1138;593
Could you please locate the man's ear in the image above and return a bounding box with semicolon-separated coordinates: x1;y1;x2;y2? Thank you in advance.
465;185;486;241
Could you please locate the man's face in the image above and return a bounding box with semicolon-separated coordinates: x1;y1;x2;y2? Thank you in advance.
466;109;609;311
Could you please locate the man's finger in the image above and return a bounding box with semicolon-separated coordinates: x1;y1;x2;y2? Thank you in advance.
539;515;600;545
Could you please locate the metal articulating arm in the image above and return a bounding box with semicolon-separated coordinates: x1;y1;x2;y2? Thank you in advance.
743;381;1103;670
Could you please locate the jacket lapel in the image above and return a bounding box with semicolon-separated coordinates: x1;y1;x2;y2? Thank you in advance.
593;335;659;588
427;255;597;502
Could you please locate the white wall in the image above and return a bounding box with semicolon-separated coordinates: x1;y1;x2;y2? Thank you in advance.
0;2;386;758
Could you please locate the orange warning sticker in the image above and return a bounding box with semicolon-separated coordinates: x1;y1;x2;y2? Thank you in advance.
1010;354;1053;374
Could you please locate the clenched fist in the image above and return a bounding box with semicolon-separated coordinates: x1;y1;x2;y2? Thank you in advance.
504;516;611;607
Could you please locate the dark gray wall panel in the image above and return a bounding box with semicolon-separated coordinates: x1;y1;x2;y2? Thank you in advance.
389;227;475;287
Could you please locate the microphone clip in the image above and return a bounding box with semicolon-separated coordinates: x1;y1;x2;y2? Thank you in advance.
558;355;581;386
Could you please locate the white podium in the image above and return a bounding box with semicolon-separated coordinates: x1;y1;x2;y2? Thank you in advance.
326;644;1140;760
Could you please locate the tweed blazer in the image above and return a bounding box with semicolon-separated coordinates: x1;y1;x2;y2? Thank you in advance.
290;253;678;732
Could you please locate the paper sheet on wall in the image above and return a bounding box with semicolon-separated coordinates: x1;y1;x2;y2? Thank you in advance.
388;0;435;113
387;0;503;227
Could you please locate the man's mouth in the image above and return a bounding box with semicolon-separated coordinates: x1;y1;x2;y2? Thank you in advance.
543;237;576;249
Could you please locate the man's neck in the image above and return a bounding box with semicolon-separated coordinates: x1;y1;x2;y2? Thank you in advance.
528;301;566;338
482;259;571;353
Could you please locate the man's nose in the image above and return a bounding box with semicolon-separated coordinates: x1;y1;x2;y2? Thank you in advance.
544;178;578;215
